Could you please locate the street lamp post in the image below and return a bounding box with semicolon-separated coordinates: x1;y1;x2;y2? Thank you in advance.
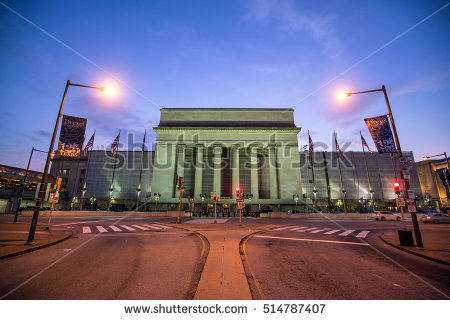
27;80;108;244
13;147;48;223
423;152;450;170
345;85;423;247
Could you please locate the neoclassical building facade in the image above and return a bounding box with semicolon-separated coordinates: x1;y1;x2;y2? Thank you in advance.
151;108;303;205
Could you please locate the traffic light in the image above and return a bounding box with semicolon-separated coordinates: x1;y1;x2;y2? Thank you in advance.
393;180;401;195
210;191;214;199
235;186;240;197
53;177;62;191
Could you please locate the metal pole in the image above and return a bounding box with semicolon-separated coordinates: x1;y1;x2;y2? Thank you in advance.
80;142;94;210
214;184;217;224
27;80;70;244
382;85;422;247
14;147;34;223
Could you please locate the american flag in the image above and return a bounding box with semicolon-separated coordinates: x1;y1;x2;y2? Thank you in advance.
360;132;373;154
82;131;95;157
308;131;314;154
335;134;346;161
111;132;120;156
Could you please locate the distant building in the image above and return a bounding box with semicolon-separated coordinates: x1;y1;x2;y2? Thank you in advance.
415;158;449;209
45;108;423;214
0;164;55;213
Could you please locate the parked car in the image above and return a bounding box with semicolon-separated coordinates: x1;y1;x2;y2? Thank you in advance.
372;211;402;221
420;213;450;224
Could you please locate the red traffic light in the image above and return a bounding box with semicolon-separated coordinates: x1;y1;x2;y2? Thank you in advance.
393;181;400;188
235;187;240;191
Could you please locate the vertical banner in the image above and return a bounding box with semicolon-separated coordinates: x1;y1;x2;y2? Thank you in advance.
436;168;450;187
364;115;397;154
56;115;87;157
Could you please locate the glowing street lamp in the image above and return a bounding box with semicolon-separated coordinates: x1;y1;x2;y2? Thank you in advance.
27;80;112;244
340;84;423;247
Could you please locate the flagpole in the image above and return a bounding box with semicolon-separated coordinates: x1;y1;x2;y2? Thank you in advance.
361;132;373;205
335;132;346;213
81;130;95;210
308;131;317;209
108;131;120;212
136;129;146;212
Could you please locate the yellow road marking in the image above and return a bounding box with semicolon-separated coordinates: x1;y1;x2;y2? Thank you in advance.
242;233;266;300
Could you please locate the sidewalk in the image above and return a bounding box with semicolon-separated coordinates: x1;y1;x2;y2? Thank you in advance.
381;228;450;265
0;222;72;260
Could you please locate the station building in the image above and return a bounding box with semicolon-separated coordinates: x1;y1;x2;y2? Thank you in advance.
46;108;423;214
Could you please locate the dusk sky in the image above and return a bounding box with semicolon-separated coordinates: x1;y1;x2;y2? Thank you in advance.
1;0;449;171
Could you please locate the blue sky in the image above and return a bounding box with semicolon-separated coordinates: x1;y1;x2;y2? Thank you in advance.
0;0;449;171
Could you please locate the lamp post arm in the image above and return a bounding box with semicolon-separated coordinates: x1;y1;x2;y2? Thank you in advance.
349;88;384;95
69;83;104;90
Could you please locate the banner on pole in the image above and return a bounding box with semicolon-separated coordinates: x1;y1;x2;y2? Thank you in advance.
57;115;87;157
436;168;450;187
364;115;397;154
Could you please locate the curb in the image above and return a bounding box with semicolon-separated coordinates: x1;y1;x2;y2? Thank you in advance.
0;231;73;261
379;233;450;266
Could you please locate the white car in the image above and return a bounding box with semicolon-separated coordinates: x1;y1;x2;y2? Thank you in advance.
372;211;402;221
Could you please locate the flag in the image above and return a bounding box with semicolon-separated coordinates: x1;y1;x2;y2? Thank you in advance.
111;132;120;156
82;131;95;157
360;132;373;154
335;133;346;161
308;131;314;154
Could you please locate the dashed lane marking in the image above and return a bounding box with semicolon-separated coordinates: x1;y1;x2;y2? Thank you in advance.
296;227;318;232
96;226;108;233
339;230;355;236
108;226;122;232
143;224;162;230
82;227;91;234
356;230;370;238
324;229;340;234
132;225;149;230
119;225;136;231
309;228;330;234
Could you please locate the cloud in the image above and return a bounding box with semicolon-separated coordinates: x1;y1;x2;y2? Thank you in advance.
244;0;342;61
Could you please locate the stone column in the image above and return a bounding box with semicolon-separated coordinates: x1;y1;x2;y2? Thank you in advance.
213;145;223;198
277;144;302;199
231;144;240;199
194;144;204;200
250;145;259;199
177;144;186;179
152;142;177;199
268;145;278;199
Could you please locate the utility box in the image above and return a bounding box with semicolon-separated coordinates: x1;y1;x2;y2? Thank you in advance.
397;229;414;247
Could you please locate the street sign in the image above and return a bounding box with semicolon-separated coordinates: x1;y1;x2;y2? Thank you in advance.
236;199;244;202
406;198;416;212
407;190;415;199
395;197;405;207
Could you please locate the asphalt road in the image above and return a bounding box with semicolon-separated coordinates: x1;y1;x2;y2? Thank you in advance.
0;216;448;300
0;217;206;299
243;220;450;299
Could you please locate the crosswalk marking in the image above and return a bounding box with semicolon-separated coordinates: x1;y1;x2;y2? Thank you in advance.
296;227;317;232
143;224;162;230
310;228;329;234
108;226;122;232
273;225;298;231
96;226;108;233
356;231;370;238
120;225;136;231
132;225;149;230
339;230;355;236
82;227;91;234
324;229;340;235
